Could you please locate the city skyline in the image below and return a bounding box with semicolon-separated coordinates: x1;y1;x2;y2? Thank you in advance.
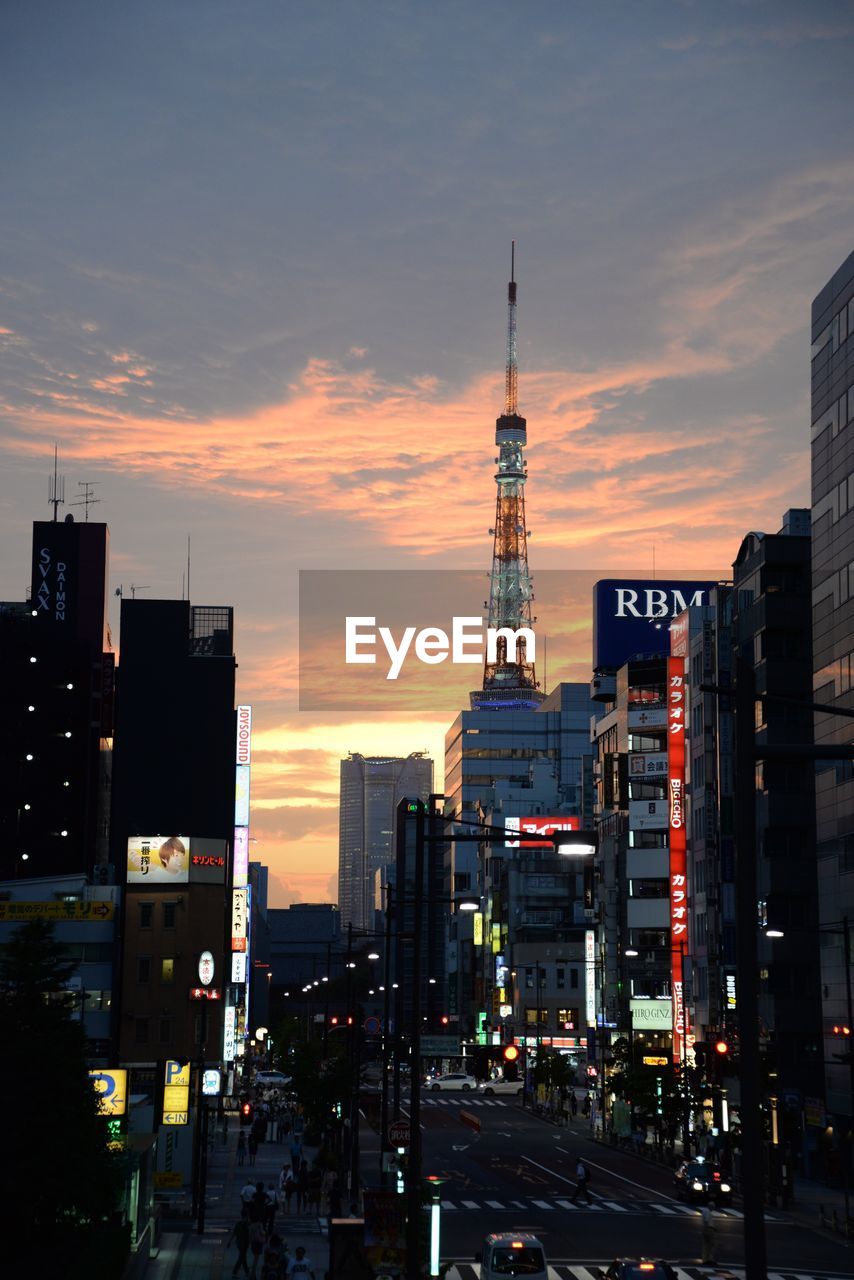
2;2;853;905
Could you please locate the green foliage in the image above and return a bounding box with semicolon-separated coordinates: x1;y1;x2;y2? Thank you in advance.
0;920;124;1264
531;1046;575;1090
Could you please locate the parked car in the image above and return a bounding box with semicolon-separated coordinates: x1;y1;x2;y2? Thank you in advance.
673;1156;732;1205
477;1078;523;1096
427;1072;477;1091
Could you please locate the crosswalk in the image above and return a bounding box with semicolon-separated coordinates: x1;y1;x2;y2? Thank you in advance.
445;1267;849;1280
423;1096;512;1107
434;1194;761;1220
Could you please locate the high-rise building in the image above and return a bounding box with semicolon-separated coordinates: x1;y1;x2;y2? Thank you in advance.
732;513;823;1110
0;516;113;880
811;250;854;1128
112;599;237;1069
337;752;433;931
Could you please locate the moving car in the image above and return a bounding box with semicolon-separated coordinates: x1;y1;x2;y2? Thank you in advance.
477;1078;523;1097
428;1071;477;1091
254;1070;292;1086
478;1232;548;1279
599;1261;677;1280
673;1156;732;1205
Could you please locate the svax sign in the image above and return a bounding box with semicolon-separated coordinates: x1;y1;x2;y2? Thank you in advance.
593;578;717;671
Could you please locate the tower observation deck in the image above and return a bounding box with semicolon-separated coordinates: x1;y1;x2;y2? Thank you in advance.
470;245;545;712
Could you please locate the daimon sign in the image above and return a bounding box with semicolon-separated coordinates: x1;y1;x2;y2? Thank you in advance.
388;1119;411;1147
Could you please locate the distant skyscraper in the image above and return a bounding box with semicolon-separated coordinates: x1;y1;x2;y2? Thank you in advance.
810;249;854;1126
337;752;433;930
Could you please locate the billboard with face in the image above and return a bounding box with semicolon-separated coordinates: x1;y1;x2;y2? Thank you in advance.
127;835;190;884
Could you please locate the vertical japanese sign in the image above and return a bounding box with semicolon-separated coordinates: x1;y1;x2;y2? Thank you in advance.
584;928;596;1027
667;651;688;1064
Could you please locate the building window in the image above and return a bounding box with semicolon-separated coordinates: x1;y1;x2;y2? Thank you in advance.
139;902;153;929
83;989;111;1011
557;1008;579;1028
134;1017;149;1045
137;956;151;984
161;958;175;984
570;968;579;988
158;1017;173;1043
556;967;565;989
163;902;177;928
525;1007;548;1026
525;968;534;989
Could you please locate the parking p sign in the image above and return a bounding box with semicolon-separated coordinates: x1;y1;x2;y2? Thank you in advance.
89;1069;128;1116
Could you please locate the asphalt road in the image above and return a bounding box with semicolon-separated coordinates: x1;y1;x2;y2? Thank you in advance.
361;1092;854;1274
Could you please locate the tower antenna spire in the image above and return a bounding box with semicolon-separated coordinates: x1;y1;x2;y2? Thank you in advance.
48;444;65;522
504;240;518;416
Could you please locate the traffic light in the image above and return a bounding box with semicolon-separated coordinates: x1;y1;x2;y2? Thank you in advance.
330;1016;338;1025
240;1100;254;1127
440;1015;449;1026
503;1045;519;1062
832;1024;852;1064
693;1041;709;1074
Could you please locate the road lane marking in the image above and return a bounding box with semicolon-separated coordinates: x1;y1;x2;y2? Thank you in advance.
598;1200;628;1211
648;1203;680;1214
461;1199;480;1208
441;1200;457;1210
555;1199;578;1209
554;1146;683;1202
532;1199;555;1209
485;1200;505;1208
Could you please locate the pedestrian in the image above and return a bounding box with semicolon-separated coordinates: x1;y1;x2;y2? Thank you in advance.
307;1165;322;1216
250;1181;267;1224
582;1093;591;1118
282;1169;296;1214
327;1176;342;1222
700;1203;717;1264
297;1162;310;1214
237;1131;247;1166
262;1232;286;1280
240;1177;257;1218
570;1157;592;1205
285;1245;315;1278
248;1219;266;1279
289;1138;303;1173
570;1091;578;1119
248;1133;259;1167
227;1215;251;1277
264;1182;279;1236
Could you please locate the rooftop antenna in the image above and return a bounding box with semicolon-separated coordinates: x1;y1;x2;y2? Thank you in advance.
187;535;191;602
71;481;100;522
48;445;65;521
115;584;149;600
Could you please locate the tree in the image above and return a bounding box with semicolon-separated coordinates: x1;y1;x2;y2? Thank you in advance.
0;919;124;1271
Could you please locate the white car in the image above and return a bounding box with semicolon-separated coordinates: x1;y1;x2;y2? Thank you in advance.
477;1078;523;1096
427;1072;477;1091
254;1070;292;1086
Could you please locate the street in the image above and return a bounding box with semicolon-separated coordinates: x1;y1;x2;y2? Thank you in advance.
360;1095;854;1276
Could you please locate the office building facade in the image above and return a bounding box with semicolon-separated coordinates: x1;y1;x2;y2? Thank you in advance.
811;250;854;1125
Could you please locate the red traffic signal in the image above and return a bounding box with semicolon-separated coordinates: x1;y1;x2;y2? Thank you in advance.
503;1045;519;1062
330;1016;338;1025
714;1040;729;1056
440;1015;449;1026
240;1101;254;1126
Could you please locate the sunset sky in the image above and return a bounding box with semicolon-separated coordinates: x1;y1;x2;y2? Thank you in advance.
1;2;852;905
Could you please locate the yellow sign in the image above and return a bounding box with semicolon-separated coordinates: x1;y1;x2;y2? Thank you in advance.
0;900;115;922
473;912;483;947
642;1055;669;1067
89;1068;128;1115
153;1171;183;1188
162;1060;190;1126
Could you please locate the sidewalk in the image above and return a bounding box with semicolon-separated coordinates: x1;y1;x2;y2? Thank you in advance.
146;1123;330;1280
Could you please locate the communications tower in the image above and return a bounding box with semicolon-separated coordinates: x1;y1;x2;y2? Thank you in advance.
470;244;545;711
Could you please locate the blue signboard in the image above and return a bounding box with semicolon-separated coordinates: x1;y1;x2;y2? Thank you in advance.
593;579;717;671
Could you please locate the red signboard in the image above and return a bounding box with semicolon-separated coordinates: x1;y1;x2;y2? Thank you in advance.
189;987;222;1001
667;653;688;1064
387;1119;411;1147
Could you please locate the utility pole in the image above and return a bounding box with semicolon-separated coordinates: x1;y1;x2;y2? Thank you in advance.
734;658;766;1280
405;801;426;1279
